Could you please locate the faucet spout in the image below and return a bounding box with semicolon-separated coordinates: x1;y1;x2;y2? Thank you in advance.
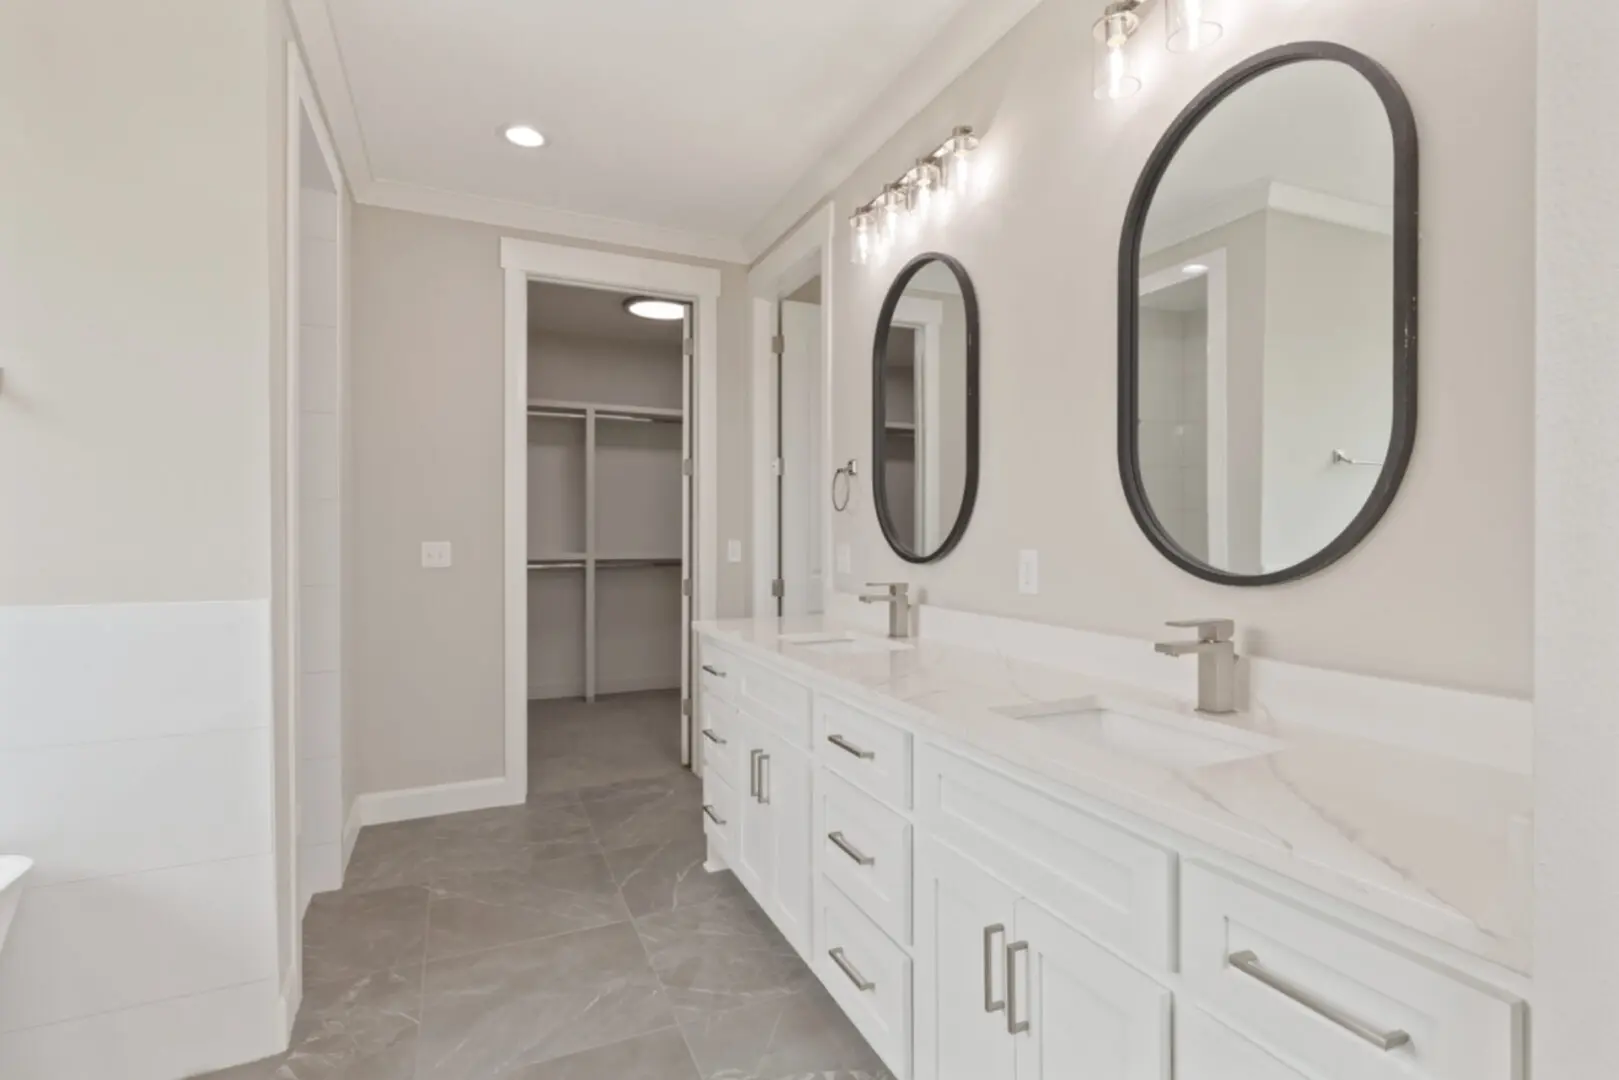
1153;619;1238;714
860;583;912;639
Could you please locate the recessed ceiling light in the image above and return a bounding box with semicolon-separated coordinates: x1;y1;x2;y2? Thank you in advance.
502;124;547;149
1182;263;1209;275
623;297;686;322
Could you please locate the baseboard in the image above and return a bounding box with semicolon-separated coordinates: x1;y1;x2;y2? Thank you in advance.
529;674;680;701
354;775;522;827
340;800;362;873
277;962;301;1048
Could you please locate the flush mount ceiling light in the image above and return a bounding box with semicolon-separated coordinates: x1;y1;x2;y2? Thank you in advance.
1182;263;1210;275
849;124;981;266
502;124;547;149
623;297;686;321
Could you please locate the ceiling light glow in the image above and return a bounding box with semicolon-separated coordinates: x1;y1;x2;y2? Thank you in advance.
624;297;686;321
503;124;547;149
1182;263;1210;275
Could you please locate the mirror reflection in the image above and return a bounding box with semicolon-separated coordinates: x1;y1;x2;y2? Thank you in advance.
875;255;978;562
1130;55;1411;579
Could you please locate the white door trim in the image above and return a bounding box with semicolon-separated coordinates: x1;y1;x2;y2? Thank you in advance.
501;238;723;797
747;203;837;616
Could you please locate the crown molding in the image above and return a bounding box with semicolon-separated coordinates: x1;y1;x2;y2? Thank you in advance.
285;0;375;192
741;0;1045;263
365;181;747;263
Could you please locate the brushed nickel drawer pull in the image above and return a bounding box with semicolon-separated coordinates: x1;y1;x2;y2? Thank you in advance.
829;947;875;992
828;831;876;867
757;752;771;805
702;664;726;678
1005;941;1030;1035
702;805;725;826
749;749;762;798
701;728;726;745
827;734;875;760
983;924;1006;1014
1228;950;1412;1052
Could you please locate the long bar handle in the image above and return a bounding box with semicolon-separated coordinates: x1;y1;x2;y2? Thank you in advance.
1005;941;1030;1035
757;752;771;805
701;728;726;746
827;734;876;760
983;924;1006;1014
701;664;726;678
749;749;762;799
828;831;875;867
1228;951;1411;1052
829;947;875;992
702;805;725;826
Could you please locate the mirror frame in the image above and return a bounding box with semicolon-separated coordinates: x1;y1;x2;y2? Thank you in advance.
872;252;982;564
1118;41;1419;586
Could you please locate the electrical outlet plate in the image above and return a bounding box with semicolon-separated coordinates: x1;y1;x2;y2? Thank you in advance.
421;541;453;569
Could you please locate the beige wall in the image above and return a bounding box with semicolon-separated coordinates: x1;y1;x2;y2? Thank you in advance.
349;206;749;794
811;0;1533;696
0;0;277;606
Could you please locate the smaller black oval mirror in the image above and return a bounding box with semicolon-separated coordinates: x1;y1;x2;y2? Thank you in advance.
873;253;980;563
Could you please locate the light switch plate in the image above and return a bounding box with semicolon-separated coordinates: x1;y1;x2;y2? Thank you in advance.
421;541;453;569
836;543;852;574
1018;549;1039;595
727;539;743;563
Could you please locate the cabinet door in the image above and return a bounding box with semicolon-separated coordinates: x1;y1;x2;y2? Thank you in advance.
1010;897;1171;1080
914;837;1018;1080
733;717;773;903
762;735;813;955
1177;1006;1316;1080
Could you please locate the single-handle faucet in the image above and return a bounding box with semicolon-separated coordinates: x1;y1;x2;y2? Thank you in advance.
1154;619;1237;714
860;582;912;639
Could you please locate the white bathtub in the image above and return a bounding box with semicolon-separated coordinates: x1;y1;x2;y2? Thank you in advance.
0;856;32;956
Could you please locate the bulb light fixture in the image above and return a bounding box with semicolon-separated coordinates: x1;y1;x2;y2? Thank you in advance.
1094;0;1230;103
848;124;981;265
1167;0;1223;53
502;124;547;149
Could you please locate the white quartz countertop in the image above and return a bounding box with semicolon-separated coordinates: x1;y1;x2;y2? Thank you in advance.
696;616;1533;975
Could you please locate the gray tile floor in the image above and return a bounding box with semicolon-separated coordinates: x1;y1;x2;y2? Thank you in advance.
202;690;891;1080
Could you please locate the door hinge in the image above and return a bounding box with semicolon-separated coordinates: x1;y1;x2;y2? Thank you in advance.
682;578;692;598
771;334;786;356
682;457;693;477
683;337;695;358
772;579;785;599
681;698;691;717
772;456;783;478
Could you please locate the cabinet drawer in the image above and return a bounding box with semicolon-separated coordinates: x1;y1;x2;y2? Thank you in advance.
699;695;745;789
702;641;812;746
699;642;740;705
1181;862;1524;1080
916;744;1175;972
1177;1005;1314;1080
816;694;912;810
819;771;912;946
701;771;739;855
817;880;913;1080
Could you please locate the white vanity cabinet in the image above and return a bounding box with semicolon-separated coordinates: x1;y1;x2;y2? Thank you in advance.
695;629;1528;1080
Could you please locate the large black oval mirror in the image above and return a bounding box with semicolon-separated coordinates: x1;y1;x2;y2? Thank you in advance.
1120;43;1418;585
873;253;980;563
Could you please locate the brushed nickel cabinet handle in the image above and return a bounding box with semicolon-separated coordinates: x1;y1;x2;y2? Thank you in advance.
1228;950;1412;1051
702;805;725;826
702;664;726;677
983;924;1006;1014
1005;941;1030;1035
827;734;875;760
758;753;771;805
749;749;762;798
701;728;726;745
829;947;875;992
828;831;875;867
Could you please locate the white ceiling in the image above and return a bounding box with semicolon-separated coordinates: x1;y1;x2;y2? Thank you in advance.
296;0;1020;261
528;282;685;345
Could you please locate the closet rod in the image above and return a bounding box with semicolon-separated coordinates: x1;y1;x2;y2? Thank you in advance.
597;558;681;569
597;412;683;426
527;561;587;570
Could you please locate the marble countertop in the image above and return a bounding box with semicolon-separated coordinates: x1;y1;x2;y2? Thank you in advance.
696;616;1534;975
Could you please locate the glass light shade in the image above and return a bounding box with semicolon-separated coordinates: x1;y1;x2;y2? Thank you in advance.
1093;8;1142;101
1167;0;1223;53
877;183;907;241
905;158;942;219
937;126;979;194
850;209;877;265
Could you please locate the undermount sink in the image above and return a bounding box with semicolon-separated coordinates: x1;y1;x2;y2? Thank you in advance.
0;856;33;959
779;631;914;655
992;696;1281;771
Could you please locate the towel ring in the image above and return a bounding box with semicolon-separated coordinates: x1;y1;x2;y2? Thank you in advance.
832;459;859;513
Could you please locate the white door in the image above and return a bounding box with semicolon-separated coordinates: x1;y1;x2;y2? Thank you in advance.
1011;897;1172;1080
680;309;694;765
778;299;823;615
1176;1006;1315;1080
764;739;813;953
915;837;1019;1080
734;717;773;902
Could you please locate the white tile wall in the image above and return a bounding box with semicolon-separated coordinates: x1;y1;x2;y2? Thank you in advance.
298;671;341;761
299;842;342;910
299;498;340;587
0;600;278;1074
0;977;280;1080
300;584;339;674
297;756;343;848
299;413;340;501
299;325;340;413
298;236;339;328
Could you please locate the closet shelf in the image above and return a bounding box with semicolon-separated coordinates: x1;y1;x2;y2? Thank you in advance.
527;398;684;425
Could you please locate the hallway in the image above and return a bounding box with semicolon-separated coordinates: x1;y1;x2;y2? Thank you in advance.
203;691;890;1079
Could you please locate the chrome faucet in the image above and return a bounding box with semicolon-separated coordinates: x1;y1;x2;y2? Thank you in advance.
859;582;912;639
1154;619;1237;714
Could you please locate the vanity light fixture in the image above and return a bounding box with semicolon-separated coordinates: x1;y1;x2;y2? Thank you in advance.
502;124;547;149
848;125;981;265
1166;0;1223;53
623;297;686;321
1093;1;1144;100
